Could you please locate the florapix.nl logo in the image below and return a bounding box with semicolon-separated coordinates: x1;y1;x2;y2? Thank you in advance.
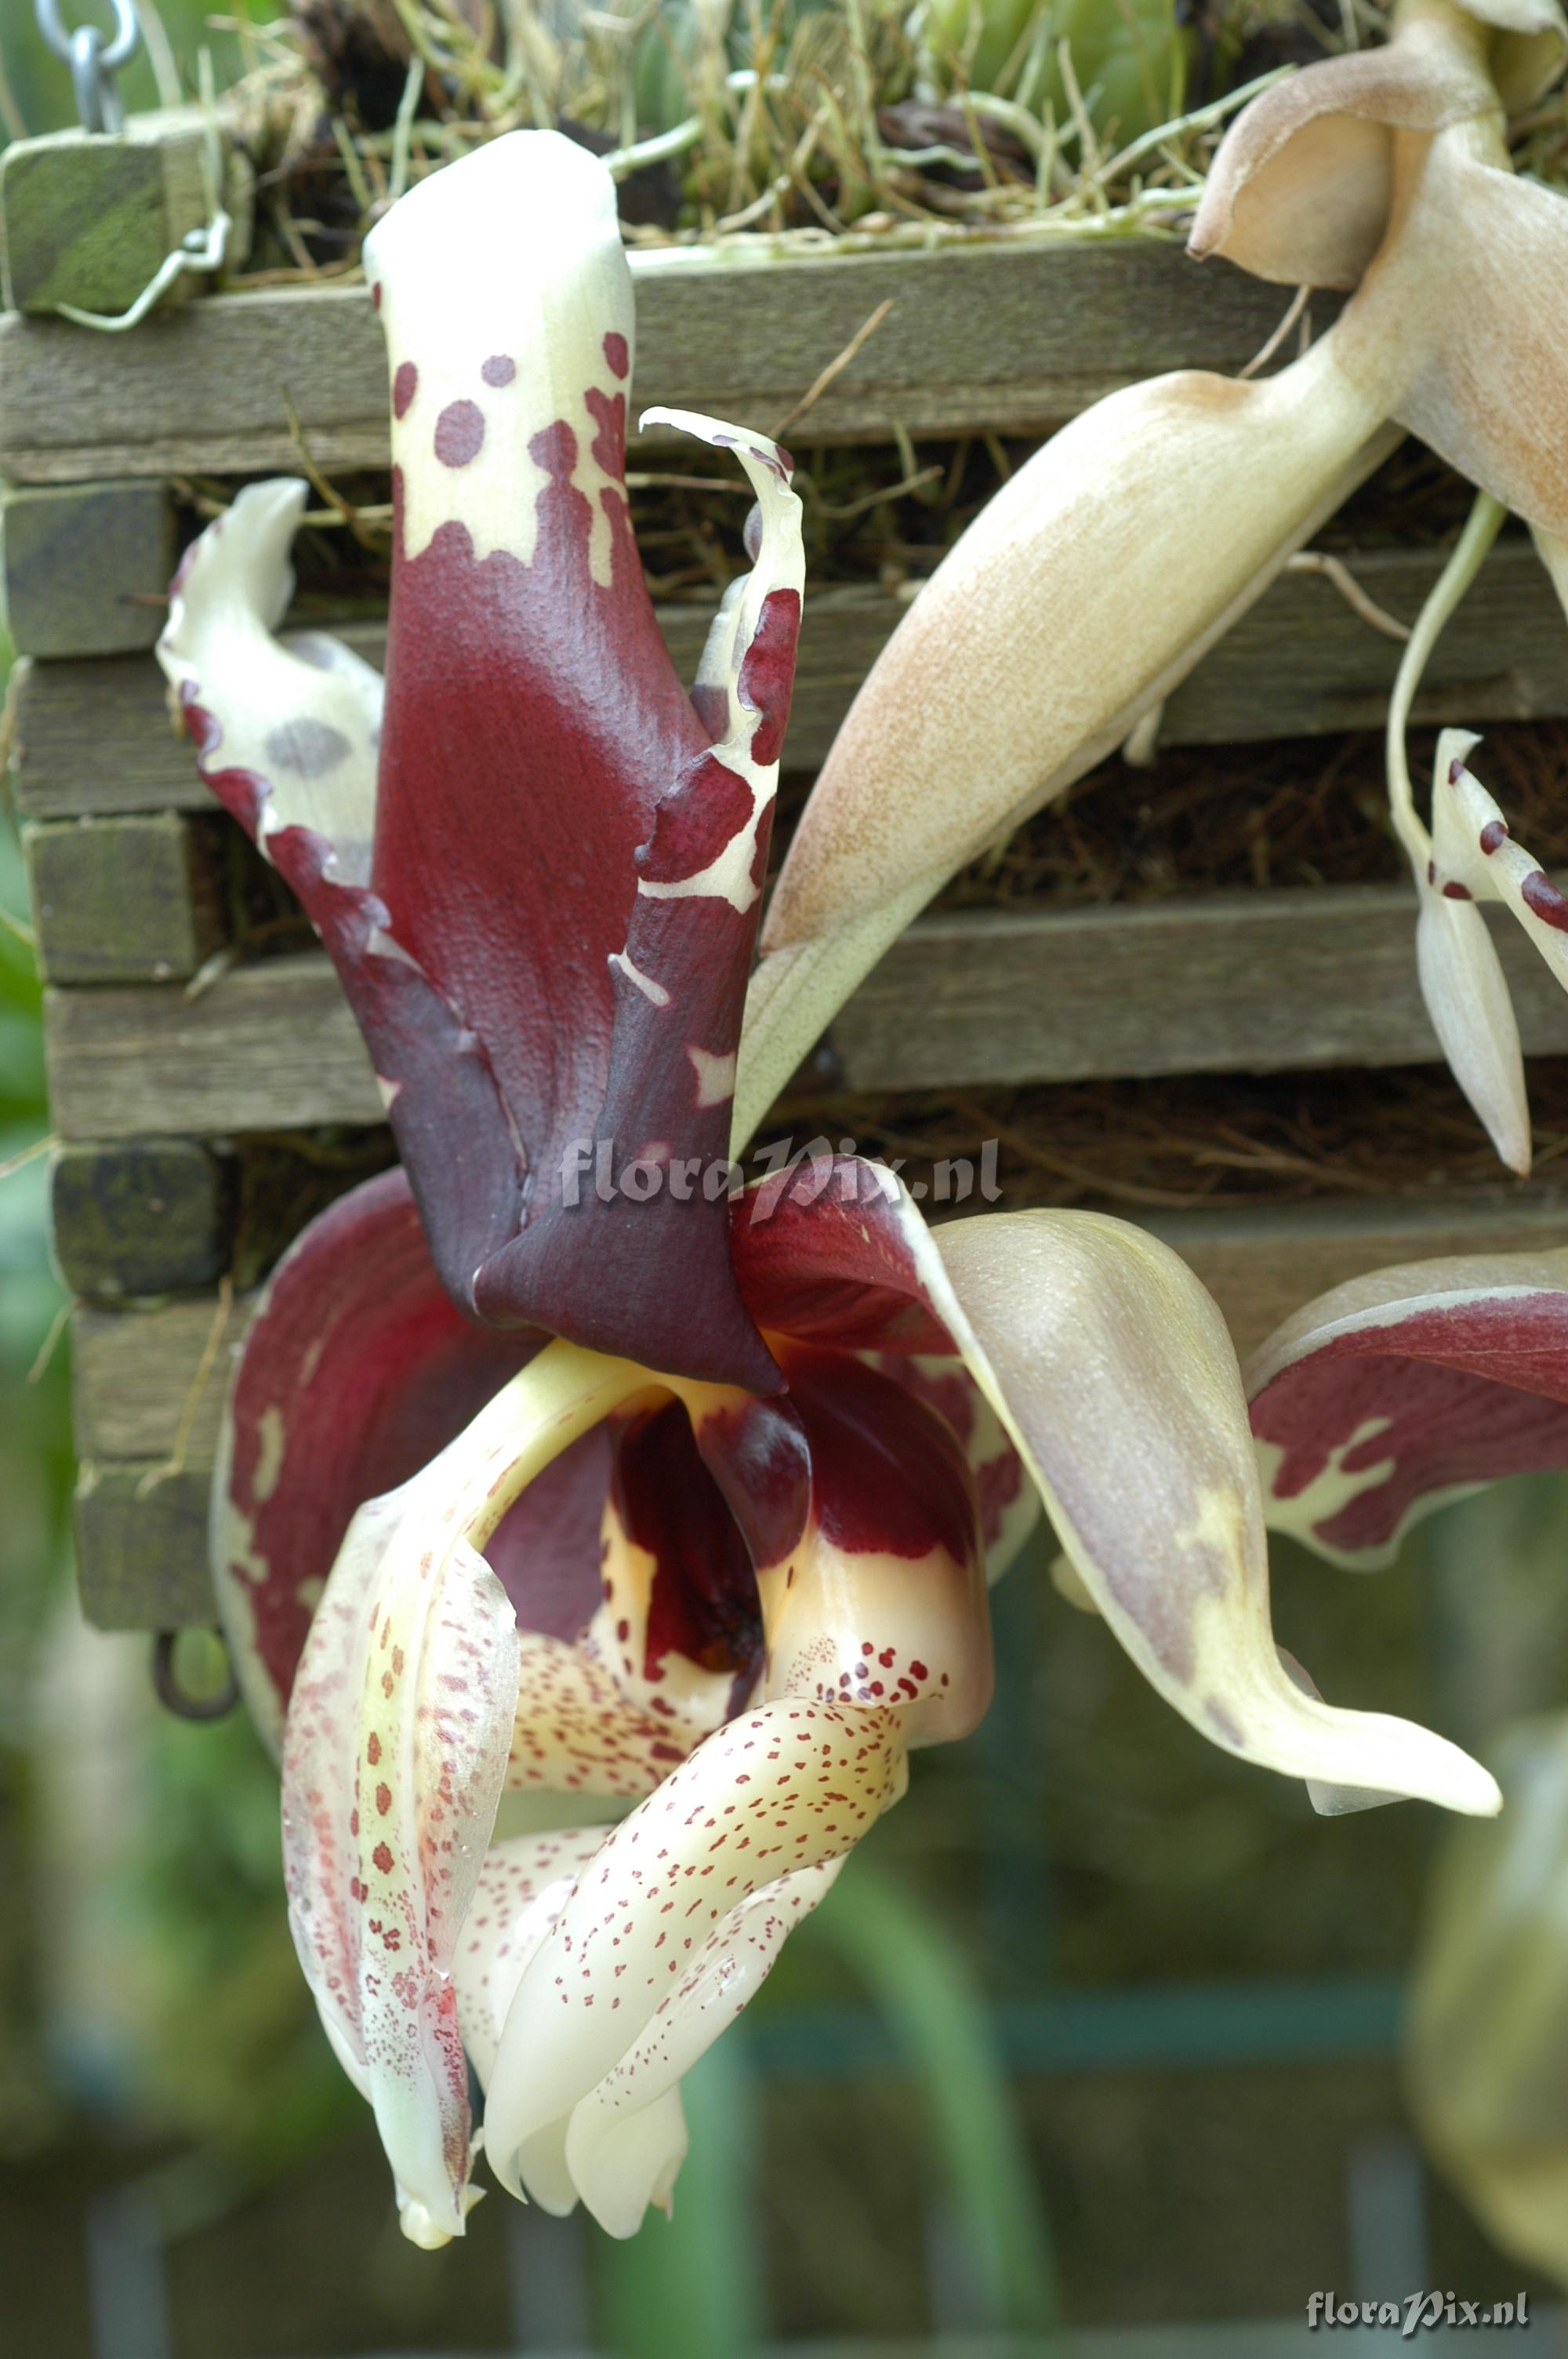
558;1135;1004;1221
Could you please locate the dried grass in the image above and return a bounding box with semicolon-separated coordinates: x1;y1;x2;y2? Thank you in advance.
775;1061;1568;1214
212;0;1452;276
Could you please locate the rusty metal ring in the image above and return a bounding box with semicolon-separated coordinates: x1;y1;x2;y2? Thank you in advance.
152;1627;240;1721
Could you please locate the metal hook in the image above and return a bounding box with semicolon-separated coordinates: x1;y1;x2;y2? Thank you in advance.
35;0;139;134
152;1627;240;1721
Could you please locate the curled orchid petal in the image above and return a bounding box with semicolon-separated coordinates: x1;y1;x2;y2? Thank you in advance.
1248;1248;1568;1572
454;1826;609;2085
737;341;1396;1140
212;1170;547;1748
561;1856;843;2236
483;1700;906;2219
1188;13;1506;290
727;1158;1493;1813
280;1339;660;2238
1414;885;1532;1176
282;1470;519;2243
932;1209;1498;1816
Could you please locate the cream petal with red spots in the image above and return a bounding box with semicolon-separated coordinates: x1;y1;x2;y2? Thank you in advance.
281;1467;518;2248
453;1826;608;2083
561;1856;844;2236
280;1340;659;2242
504;1627;715;1801
482;1701;907;2214
366;129;633;575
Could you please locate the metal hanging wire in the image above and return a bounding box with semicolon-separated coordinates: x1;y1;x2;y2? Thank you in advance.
34;0;140;134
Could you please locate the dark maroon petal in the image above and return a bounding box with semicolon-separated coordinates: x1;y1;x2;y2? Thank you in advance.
363;158;809;1387
729;1155;959;1352
486;1423;614;1645
216;1168;550;1746
1247;1256;1568;1565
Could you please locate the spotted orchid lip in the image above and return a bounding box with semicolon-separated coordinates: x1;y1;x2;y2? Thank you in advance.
238;1150;1497;2238
156;130;802;1395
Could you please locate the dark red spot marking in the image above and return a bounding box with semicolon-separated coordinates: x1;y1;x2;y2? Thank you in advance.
376;1782;393;1816
372;283;383;311
393;361;418;420
1523;871;1568;932
372;1842;394;1875
1480;820;1509;854
586;386;627;485
638;752;753;886
366;1732;381;1765
434;399;485;468
528;420;578;479
481;354;517;388
739;588;802;771
1442;881;1473;900
604;332;630;380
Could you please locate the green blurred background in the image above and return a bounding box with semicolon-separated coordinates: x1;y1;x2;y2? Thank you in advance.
4;5;1568;2357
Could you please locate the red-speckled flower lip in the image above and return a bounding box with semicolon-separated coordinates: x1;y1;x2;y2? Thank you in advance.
158;130;804;1394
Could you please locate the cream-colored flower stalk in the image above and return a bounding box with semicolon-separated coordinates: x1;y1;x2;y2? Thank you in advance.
735;0;1568;1145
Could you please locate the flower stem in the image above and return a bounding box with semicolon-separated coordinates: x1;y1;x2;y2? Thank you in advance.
1385;489;1507;868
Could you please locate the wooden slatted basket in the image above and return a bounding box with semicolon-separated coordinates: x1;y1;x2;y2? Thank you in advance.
9;112;1568;1637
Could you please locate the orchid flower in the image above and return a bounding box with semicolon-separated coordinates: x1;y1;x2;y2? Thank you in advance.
156;129;804;1395
222;1151;1497;2244
164;96;1501;2257
735;0;1568;1143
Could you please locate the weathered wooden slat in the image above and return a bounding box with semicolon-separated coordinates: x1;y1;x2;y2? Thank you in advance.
2;479;176;658
8;586;895;819
830;888;1568;1091
75;1462;214;1630
0;241;1318;484
27;811;224;981
52;1140;231;1297
13;538;1564;823
0;107;251;321
74;1292;247;1464
41;880;1568;1140
69;1183;1568;1628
